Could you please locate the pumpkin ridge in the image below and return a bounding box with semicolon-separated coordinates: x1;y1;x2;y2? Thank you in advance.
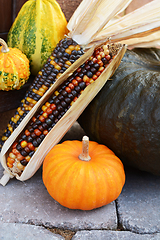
48;160;86;207
43;157;74;192
102;164;125;202
78;163;98;210
89;163;109;208
60;161;88;209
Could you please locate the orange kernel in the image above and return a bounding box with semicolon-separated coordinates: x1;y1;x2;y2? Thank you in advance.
7;157;15;165
12;148;19;155
65;87;71;93
72;79;78;86
93;75;98;80
50;104;56;110
43;130;48;135
34;129;42;136
28;142;35;151
25;129;30;136
46;108;53;115
39;115;45;123
12;142;18;149
68;83;74;90
76;76;82;82
7;162;13;168
32;117;37;122
17;153;25;161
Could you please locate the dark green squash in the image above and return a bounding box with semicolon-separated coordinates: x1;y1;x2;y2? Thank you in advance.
78;48;160;176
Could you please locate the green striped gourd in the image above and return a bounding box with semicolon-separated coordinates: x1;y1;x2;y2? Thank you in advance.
7;0;67;76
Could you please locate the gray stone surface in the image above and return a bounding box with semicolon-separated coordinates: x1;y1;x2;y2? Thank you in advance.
0;223;64;240
61;121;86;142
0;150;117;231
72;230;160;240
117;167;160;234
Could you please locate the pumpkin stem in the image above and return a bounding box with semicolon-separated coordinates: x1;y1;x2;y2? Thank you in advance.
0;38;10;53
79;136;91;161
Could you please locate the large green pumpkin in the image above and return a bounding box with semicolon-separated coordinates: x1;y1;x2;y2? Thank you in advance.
78;48;160;176
7;0;67;75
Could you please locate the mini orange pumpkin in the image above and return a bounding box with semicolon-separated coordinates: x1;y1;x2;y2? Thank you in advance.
0;38;30;91
43;136;125;210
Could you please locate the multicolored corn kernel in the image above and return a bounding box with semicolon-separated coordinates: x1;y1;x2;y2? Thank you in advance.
0;38;84;150
6;44;116;175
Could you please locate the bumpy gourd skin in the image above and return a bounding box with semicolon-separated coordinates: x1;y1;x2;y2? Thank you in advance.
78;48;160;176
7;0;68;75
0;47;30;91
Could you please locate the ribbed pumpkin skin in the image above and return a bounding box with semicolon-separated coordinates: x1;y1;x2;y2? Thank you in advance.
43;140;125;210
7;0;68;75
0;47;30;91
78;48;160;176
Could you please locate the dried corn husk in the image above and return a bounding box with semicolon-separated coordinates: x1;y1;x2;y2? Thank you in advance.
67;0;133;46
87;0;160;48
120;31;160;49
0;42;127;185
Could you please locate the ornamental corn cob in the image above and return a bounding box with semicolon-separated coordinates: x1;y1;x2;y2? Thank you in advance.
0;0;135;150
0;0;134;150
6;43;115;175
0;38;84;150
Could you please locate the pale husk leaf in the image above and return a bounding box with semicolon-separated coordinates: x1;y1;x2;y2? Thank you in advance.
67;0;133;46
0;43;127;184
121;31;160;49
87;0;160;48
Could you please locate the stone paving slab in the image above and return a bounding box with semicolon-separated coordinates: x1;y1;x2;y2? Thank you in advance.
72;230;160;240
117;167;160;234
0;223;64;240
0;166;117;232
